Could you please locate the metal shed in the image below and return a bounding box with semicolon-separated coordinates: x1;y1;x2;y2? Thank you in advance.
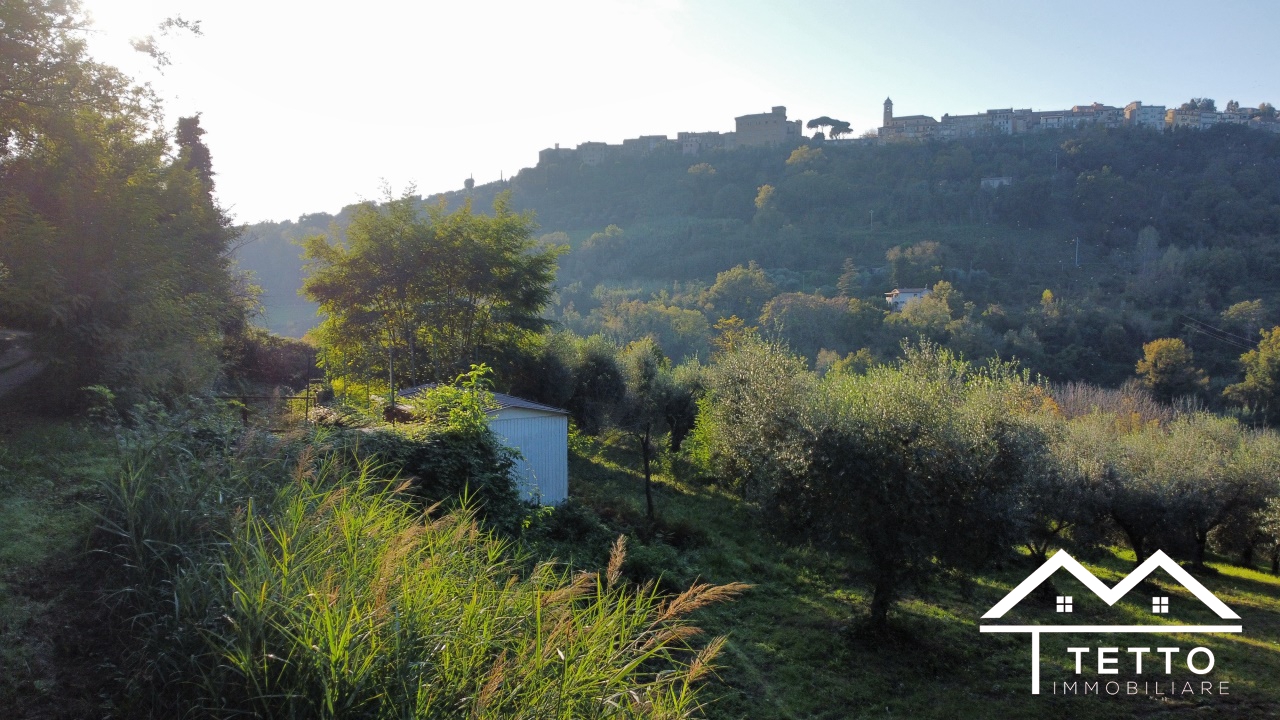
485;393;569;505
399;386;569;505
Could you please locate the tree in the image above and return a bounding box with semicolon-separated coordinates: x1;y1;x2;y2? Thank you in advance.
805;116;836;137
617;338;675;520
1225;327;1280;422
805;116;850;140
702;262;775;323
176;114;213;183
1221;300;1267;334
836;258;860;297
0;3;250;404
886;241;943;289
1182;98;1217;112
1136;337;1207;402
564;335;625;434
1156;414;1244;567
303;193;561;392
809;345;1049;625
761;292;880;359
698;339;1046;626
785;145;824;169
1258;102;1277;121
753;184;775;211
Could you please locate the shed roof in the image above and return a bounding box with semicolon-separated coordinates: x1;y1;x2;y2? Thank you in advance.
398;384;568;415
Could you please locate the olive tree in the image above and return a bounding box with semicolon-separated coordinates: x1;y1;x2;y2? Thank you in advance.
698;339;1049;626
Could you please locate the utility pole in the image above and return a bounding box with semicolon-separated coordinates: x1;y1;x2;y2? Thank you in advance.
1074;237;1080;268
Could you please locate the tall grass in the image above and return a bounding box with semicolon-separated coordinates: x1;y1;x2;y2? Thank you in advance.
96;405;743;718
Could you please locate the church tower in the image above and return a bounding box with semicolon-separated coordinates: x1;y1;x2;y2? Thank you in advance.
883;97;893;127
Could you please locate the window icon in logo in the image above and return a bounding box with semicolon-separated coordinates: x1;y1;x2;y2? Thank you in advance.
1152;596;1169;614
1056;596;1073;613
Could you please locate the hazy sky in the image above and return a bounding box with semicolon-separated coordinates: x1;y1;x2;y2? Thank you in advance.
82;0;1280;224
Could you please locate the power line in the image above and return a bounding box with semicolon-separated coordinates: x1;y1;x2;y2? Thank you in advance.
1181;314;1255;344
1181;322;1254;352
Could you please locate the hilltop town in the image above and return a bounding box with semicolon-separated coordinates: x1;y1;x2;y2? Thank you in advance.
880;97;1280;139
530;97;1280;169
536;105;805;167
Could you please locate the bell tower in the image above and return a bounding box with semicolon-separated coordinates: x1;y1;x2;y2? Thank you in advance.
883;97;893;127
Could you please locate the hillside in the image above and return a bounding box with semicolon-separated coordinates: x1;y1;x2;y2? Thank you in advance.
236;124;1280;392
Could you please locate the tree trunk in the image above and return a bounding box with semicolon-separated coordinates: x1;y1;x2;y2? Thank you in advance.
869;581;894;628
642;429;655;521
1194;529;1208;568
388;342;395;422
1124;529;1147;565
1114;516;1146;565
1271;545;1279;575
1240;542;1255;568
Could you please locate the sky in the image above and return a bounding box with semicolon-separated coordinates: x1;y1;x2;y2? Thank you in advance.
81;0;1280;225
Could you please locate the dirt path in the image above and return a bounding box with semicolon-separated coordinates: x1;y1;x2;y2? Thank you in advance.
0;330;45;400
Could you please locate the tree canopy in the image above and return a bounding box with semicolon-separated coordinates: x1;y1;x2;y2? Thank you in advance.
302;192;562;392
0;0;250;404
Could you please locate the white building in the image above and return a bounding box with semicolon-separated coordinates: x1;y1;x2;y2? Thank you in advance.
1124;102;1166;129
400;387;570;505
884;287;931;310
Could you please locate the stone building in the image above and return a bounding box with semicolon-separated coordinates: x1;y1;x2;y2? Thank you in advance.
678;131;736;155
734;106;803;147
879;98;939;140
577;141;611;167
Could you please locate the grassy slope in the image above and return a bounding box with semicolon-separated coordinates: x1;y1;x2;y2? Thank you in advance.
0;415;115;718
565;439;1280;720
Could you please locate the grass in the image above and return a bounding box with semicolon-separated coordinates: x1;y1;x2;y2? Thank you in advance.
0;413;116;717
561;434;1280;719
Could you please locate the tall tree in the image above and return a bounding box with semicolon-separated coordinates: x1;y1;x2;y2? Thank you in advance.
1225;327;1280;423
1136;337;1207;402
617;338;675;520
0;1;249;403
302;193;561;392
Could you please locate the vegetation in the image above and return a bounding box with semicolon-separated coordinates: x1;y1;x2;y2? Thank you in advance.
242;121;1280;423
8;3;1280;718
302;191;561;394
86;401;741;718
538;428;1280;719
0;0;253;407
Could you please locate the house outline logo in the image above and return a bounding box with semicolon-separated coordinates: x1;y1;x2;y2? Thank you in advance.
980;549;1241;694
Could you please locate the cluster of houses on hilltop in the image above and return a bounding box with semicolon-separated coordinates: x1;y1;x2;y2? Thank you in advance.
537;106;804;166
529;97;1280;172
880;97;1280;140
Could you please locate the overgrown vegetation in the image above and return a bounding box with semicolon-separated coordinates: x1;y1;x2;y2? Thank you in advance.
83;399;741;718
